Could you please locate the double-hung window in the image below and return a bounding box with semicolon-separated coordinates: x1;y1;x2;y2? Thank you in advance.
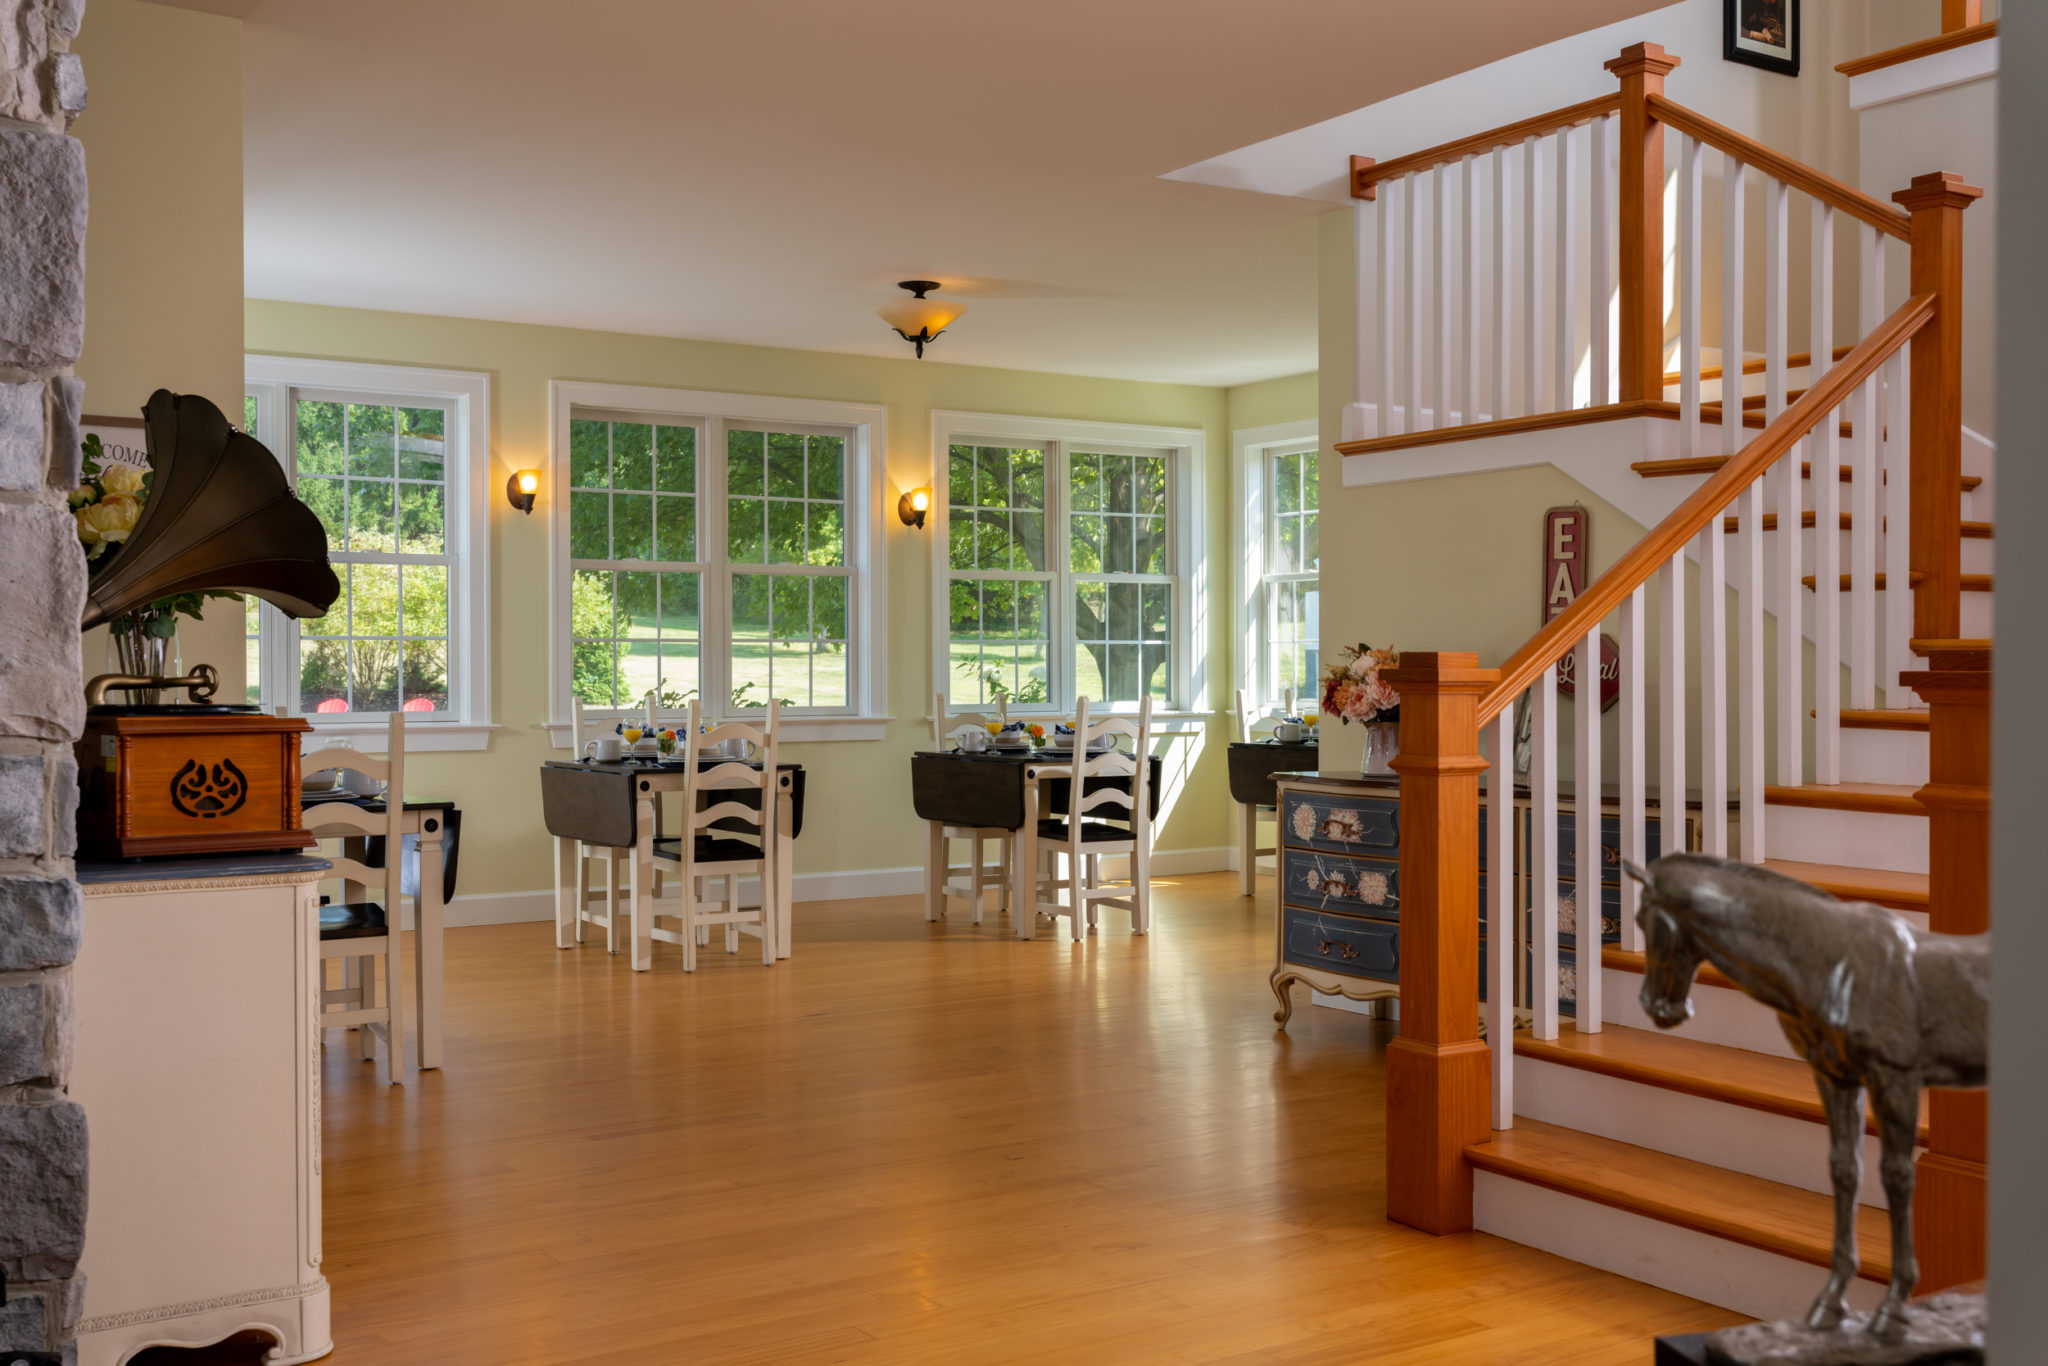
934;412;1204;715
243;357;493;750
1233;420;1320;713
549;383;885;740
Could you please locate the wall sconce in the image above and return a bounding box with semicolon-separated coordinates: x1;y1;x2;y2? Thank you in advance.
878;280;966;359
506;469;540;515
897;487;932;529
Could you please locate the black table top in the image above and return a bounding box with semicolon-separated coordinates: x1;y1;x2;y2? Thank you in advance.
910;750;1162;829
542;758;802;773
302;792;455;811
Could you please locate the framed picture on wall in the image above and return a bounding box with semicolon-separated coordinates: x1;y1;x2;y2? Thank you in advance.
1724;0;1799;76
80;413;149;470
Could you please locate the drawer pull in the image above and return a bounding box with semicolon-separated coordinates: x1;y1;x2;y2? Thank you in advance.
1317;938;1360;960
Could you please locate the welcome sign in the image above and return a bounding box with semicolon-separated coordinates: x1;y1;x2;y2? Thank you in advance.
1543;505;1619;711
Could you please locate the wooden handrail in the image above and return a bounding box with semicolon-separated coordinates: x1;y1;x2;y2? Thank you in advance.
1350;93;1621;199
1837;19;1996;77
1646;95;1913;241
1477;292;1936;723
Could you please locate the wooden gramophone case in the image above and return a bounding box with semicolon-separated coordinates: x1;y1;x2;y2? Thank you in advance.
77;709;315;860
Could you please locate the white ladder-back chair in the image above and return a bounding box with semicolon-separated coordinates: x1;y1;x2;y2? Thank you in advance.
303;712;408;1083
1235;687;1282;896
927;691;1013;924
650;700;780;970
1032;695;1153;941
567;697;632;952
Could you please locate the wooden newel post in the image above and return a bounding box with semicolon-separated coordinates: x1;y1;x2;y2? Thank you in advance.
1606;42;1680;404
1903;652;1991;1290
1383;651;1498;1234
1893;171;1982;644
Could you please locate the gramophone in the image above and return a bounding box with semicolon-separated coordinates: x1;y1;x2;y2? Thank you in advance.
77;390;342;860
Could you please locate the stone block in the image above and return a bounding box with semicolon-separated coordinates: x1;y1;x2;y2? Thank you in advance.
49;53;83;117
61;1272;83;1330
0;380;44;492
0;982;47;1087
0;1288;49;1351
0;754;43;857
46;375;81;490
50;755;75;858
0;877;81;971
0;130;86;370
0;1101;87;1281
0;504;85;743
45;970;71;1089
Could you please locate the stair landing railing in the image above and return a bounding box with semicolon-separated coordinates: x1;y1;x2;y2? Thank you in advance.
1364;43;1981;1246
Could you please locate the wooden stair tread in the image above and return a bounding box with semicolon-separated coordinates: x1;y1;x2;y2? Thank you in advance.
1763;782;1923;815
1833;708;1930;731
1511;1024;1923;1141
1604;945;1739;991
1760;858;1928;910
1800;572;1991;592
1466;1119;1893;1282
1635;457;1982;493
1721;512;1991;538
1911;638;1991;671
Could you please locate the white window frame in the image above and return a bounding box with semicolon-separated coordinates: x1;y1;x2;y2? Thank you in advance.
243;355;495;752
929;410;1206;725
1232;418;1320;717
546;381;889;745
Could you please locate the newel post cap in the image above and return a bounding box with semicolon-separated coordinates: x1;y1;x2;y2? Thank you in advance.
1893;171;1985;213
1605;42;1681;80
1383;652;1501;691
1350;155;1377;202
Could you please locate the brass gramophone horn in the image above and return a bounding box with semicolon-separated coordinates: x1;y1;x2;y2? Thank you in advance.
80;390;341;630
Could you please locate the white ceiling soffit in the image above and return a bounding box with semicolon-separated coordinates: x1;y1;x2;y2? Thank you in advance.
158;0;1662;387
1166;1;1694;206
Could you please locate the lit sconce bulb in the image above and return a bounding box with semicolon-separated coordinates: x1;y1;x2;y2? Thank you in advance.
506;469;541;515
898;487;934;529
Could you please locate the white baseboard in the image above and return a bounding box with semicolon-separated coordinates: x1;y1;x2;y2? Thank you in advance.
399;845;1235;928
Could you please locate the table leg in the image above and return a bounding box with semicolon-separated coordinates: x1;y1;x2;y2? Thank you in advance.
632;791;656;970
1013;775;1039;939
776;788;794;958
415;821;445;1070
925;820;946;922
555;835;578;948
1239;802;1257;896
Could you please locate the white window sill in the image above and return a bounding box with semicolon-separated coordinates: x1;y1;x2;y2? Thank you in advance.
301;721;500;753
544;715;895;749
926;710;1217;736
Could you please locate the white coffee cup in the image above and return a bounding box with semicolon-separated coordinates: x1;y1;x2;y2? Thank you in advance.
585;736;624;762
1276;721;1303;743
957;729;987;753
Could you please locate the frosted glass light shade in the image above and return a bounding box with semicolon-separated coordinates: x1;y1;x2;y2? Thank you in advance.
878;296;966;340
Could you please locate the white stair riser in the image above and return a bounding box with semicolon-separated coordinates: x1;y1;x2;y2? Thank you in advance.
1962;537;1993;577
1515;1057;1899;1206
1766;805;1926;874
1602;968;1798;1059
1475;1173;1886;1322
1785;528;1989;577
1839;727;1928;787
1962;590;1991;638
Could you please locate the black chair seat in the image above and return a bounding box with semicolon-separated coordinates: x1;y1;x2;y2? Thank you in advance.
319;902;388;941
1037;819;1135;844
652;835;764;865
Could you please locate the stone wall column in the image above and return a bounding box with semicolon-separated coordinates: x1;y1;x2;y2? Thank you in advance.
0;0;90;1360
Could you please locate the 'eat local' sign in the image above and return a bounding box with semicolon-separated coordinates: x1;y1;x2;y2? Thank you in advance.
1543;505;1619;711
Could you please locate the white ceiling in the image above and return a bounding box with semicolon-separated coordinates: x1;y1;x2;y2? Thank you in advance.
176;0;1664;387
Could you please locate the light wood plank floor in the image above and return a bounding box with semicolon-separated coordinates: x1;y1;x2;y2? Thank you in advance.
312;872;1740;1364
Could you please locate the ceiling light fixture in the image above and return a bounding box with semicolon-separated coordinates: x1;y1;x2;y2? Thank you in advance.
878;280;966;359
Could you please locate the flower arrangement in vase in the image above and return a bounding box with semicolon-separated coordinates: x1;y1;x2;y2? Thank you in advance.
1320;643;1402;776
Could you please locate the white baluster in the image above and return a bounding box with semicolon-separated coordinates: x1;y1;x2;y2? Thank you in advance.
1698;517;1728;855
1849;224;1884;710
1351;199;1373;441
1679;134;1704;458
1617;585;1647;949
1574;626;1602;1032
1492;147;1512;422
1659;550;1687;870
1376;183;1394;438
1766;177;1802;787
1811;202;1841;784
1522;134;1544;416
1462;153;1480;427
1405;172;1422;435
1590;115;1611;407
1489;706;1515;1127
1553;125;1576;412
1737;476;1767;863
1434;162;1452;430
1721;152;1747;455
1884;346;1914;699
1530;666;1559;1040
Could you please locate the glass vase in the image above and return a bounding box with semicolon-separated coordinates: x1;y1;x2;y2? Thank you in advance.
105;612;179;706
1362;720;1400;777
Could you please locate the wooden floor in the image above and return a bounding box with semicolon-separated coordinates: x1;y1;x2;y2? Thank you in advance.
310;873;1740;1364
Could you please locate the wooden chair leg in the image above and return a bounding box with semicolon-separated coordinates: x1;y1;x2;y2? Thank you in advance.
606;850;624;956
997;835;1013;912
726;873;740;954
382;941;405;1084
1133;831;1152;935
355;958;375;1060
924;821;945;921
1239;802;1257;896
969;834;986;924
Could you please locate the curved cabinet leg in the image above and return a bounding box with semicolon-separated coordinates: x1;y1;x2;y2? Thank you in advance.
1271;969;1299;1026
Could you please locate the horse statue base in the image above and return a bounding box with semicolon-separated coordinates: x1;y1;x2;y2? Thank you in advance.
1703;1290;1984;1364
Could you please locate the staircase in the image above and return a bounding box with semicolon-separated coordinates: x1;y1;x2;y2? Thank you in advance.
1337;41;1991;1324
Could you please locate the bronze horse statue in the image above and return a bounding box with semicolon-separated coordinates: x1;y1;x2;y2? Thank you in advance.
1622;853;1987;1340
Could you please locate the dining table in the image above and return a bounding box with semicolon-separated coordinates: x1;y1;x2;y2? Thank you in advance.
541;757;806;970
909;746;1163;939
